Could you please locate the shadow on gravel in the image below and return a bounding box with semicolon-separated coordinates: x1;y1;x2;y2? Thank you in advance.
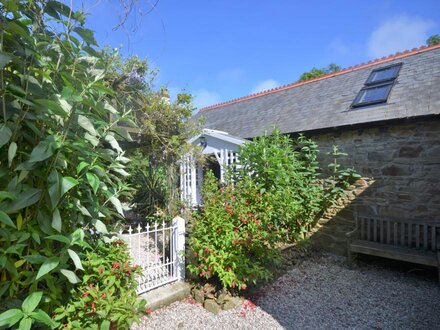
245;252;440;330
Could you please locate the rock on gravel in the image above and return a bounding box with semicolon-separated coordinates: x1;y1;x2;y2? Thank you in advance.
133;253;440;330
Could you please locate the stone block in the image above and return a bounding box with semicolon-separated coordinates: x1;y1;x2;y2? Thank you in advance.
204;299;221;314
398;146;423;158
381;165;410;176
193;288;204;304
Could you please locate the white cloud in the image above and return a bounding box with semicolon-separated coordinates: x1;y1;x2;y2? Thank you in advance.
368;15;436;58
192;89;221;109
250;79;280;94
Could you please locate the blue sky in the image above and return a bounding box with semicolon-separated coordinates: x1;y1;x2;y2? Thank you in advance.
74;1;440;109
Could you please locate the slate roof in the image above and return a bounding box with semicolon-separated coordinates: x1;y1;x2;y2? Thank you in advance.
194;45;440;139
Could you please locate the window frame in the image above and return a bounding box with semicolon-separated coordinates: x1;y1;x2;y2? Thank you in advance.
351;81;395;108
351;62;402;109
365;62;402;86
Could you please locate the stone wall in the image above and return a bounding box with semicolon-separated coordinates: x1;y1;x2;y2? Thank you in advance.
307;117;440;255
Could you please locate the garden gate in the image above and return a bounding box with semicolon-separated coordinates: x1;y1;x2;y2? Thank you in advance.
118;216;185;294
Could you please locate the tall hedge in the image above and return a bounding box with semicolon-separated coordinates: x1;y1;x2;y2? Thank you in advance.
0;1;144;328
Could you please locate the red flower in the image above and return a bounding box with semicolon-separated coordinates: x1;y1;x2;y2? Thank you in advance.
101;293;106;299
89;283;94;289
83;292;89;297
146;307;152;314
98;267;104;274
112;262;120;269
193;251;198;257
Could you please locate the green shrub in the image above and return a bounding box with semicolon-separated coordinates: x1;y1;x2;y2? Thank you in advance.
233;131;326;239
188;131;359;291
54;238;146;329
0;1;145;326
188;172;281;291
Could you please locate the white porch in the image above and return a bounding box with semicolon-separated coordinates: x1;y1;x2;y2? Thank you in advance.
180;129;247;206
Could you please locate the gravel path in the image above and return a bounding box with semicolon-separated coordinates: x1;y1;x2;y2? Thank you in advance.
133;254;440;330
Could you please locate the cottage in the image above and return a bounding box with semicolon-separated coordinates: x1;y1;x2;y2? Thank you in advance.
183;44;440;259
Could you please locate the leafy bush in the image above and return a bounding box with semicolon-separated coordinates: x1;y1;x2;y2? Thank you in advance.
54;239;145;329
188;131;359;290
0;1;145;326
233;131;326;239
188;172;280;291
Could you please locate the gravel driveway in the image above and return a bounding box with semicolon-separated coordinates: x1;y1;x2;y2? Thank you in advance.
133;253;440;330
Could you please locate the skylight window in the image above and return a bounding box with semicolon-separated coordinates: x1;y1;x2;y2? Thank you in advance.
352;63;402;108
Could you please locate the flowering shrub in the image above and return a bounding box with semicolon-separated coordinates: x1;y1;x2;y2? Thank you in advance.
54;239;146;329
188;172;281;290
188;131;359;291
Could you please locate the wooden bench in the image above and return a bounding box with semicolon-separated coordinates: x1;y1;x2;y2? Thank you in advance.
346;215;440;281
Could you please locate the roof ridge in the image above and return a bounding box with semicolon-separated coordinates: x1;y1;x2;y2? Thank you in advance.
199;43;440;113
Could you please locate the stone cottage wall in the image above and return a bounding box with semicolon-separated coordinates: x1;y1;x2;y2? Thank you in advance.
307;117;440;255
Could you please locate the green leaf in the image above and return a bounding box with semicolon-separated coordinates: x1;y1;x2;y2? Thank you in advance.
24;255;47;264
48;170;61;208
60;269;80;284
30;309;57;328
5;243;26;255
8;142;17;167
93;219;108;234
4;188;42;213
19;317;32;330
61;86;82;102
51;208;62;232
22;291;43;314
67;249;84;270
45;235;71;244
104;102;117;114
0;51;12;69
0;309;24;327
104;134;122;153
61;176;78;195
76;161;89;174
84;132;99;146
46;0;71;17
34;99;69;117
28;135;59;163
49;172;78;209
86;172;100;194
90;68;105;82
73;27;97;46
78;115;97;136
109;196;124;215
100;320;111;330
0;125;12;149
31;232;41;244
0;191;16;201
36;257;59;280
0;211;15;228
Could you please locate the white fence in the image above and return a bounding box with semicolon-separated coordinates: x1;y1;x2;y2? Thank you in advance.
118;216;185;294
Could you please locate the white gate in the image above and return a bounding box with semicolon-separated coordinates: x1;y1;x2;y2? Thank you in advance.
118;216;185;294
